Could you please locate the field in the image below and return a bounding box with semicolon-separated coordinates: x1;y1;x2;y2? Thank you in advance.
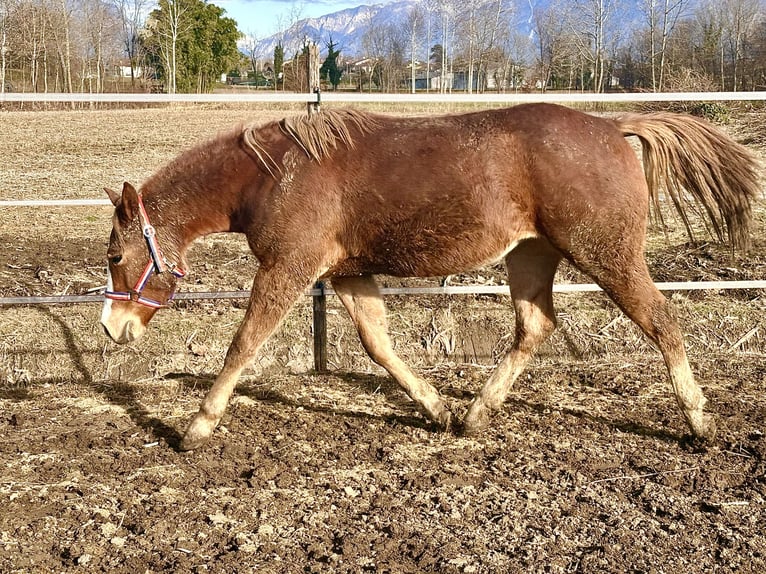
1;102;765;573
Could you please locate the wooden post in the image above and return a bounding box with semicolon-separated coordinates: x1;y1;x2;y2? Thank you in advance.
312;281;328;373
306;42;321;116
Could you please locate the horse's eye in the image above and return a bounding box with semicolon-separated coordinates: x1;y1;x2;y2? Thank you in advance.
110;255;123;265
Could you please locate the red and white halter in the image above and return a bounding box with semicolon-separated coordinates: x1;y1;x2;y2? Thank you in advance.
104;194;186;309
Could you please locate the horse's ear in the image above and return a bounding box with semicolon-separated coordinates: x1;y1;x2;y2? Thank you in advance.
104;187;121;206
117;182;140;223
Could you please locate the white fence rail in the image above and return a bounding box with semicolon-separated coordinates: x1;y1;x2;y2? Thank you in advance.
2;90;766;104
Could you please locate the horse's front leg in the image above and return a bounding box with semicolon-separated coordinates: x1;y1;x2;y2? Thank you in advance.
180;264;315;451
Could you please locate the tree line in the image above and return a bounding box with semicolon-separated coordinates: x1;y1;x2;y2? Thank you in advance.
0;0;239;93
339;0;766;93
1;0;765;94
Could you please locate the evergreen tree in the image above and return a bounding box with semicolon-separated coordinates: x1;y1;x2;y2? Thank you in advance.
320;37;343;90
273;42;284;88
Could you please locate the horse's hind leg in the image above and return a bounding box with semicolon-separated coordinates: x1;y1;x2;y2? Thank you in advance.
463;239;561;435
331;275;452;429
590;262;716;440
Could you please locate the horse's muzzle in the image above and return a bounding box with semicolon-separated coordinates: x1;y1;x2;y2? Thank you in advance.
102;321;138;345
101;315;143;344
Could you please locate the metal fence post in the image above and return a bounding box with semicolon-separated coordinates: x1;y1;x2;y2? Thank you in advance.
312;281;328;372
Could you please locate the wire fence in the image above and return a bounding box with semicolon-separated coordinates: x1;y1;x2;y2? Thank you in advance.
2;280;766;308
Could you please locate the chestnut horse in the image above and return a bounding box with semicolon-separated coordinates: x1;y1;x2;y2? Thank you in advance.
101;103;759;450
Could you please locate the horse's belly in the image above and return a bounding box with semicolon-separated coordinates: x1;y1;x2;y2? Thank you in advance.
334;232;532;278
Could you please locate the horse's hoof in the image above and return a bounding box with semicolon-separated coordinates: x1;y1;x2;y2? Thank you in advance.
686;410;717;442
180;413;217;451
179;433;210;451
694;413;717;441
461;401;491;437
460;421;487;437
436;408;453;432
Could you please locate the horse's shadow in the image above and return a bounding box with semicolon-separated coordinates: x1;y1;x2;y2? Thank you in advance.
503;397;684;444
0;307;183;447
1;307;685;449
163;369;684;447
168;370;434;434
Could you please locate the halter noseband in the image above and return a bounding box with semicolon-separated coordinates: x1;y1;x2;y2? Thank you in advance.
104;194;186;309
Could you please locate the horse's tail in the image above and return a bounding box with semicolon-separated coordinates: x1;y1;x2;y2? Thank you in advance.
615;112;760;251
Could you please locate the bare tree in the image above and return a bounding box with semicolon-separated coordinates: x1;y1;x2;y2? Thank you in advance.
496;26;532;91
20;1;46;91
531;0;570;91
436;0;456;92
470;0;510;92
241;30;261;83
361;11;402;92
46;0;75;93
111;0;146;88
569;0;622;92
424;0;437;91
692;1;725;88
78;0;120;92
641;0;689;91
405;2;425;93
0;0;9;93
149;0;193;94
720;0;762;90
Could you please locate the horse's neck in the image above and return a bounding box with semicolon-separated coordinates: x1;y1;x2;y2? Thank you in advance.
149;142;247;248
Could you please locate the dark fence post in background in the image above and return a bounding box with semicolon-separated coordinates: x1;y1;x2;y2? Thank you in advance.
312;282;328;372
307;42;326;372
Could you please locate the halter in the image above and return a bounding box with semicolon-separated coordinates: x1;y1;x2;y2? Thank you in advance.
104;194;186;309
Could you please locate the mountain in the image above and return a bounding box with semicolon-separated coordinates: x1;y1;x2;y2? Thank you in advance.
245;0;648;61
247;1;419;60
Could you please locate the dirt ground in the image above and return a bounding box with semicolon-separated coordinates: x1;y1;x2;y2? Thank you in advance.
1;104;765;573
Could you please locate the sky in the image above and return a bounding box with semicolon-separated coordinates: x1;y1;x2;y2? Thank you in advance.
214;0;365;38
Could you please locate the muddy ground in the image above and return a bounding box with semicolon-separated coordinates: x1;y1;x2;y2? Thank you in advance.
1;104;765;573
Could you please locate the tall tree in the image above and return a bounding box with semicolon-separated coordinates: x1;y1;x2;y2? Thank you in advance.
437;0;456;92
319;36;342;90
273;40;284;90
144;0;240;93
111;0;147;88
532;0;570;90
80;0;120;93
405;3;424;93
462;0;510;93
642;0;689;91
0;0;9;93
720;0;762;90
241;30;260;83
145;0;190;93
361;11;406;92
48;0;75;93
570;0;621;92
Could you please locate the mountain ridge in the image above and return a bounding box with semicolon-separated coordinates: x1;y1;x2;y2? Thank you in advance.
246;0;648;61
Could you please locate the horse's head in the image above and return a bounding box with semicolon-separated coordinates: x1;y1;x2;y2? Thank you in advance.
100;182;186;344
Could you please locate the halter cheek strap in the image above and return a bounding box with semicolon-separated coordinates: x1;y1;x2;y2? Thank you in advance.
104;194;187;309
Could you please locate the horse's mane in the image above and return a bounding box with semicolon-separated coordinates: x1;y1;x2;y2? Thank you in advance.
242;108;378;178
